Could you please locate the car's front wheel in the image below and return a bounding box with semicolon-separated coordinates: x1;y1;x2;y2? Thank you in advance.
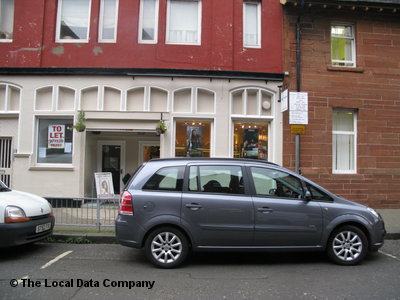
327;225;368;265
144;227;189;268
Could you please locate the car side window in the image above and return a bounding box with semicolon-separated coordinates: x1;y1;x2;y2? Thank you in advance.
307;183;333;201
250;167;304;199
189;165;245;194
142;166;184;191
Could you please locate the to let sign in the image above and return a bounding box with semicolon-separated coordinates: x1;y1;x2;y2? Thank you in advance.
289;92;308;125
48;125;65;149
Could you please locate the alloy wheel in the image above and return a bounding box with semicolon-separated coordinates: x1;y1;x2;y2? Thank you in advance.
332;230;363;262
151;232;183;264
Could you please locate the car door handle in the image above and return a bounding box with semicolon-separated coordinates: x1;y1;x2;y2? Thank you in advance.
185;203;203;210
257;207;273;213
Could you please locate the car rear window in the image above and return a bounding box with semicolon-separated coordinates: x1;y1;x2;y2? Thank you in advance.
142;166;184;191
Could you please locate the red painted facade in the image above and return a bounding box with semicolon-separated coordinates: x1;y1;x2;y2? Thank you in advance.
1;0;283;72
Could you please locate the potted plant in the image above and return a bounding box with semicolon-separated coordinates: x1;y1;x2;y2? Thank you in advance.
156;120;167;135
70;111;86;132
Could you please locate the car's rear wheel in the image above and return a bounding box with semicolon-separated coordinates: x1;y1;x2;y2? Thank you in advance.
327;225;368;265
144;227;189;268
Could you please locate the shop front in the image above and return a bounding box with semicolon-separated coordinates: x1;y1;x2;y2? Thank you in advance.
0;74;283;198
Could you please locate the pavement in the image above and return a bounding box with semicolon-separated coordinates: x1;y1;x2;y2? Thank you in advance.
51;209;400;244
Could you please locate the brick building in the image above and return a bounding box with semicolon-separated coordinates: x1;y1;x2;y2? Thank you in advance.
281;0;400;208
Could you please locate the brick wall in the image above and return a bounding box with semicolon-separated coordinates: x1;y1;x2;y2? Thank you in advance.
283;8;400;208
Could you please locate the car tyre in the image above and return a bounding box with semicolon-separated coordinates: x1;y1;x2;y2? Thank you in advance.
327;225;368;265
144;227;189;268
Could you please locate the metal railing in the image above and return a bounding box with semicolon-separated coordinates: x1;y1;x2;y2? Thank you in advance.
46;197;119;232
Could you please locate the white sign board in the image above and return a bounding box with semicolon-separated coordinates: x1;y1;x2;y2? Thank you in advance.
48;125;65;149
281;89;288;112
289;92;308;125
95;172;115;199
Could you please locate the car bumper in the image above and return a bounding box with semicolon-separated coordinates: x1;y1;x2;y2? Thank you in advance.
115;215;142;249
0;216;55;248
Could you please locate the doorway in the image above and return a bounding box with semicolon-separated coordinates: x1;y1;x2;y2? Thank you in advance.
97;141;125;194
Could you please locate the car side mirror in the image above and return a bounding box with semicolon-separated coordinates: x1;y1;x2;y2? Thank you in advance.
304;190;312;201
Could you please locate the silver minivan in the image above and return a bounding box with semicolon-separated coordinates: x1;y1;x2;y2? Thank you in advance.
115;158;385;268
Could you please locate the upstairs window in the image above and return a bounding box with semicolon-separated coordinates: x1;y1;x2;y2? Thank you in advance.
0;0;14;42
332;109;357;173
99;0;118;42
243;1;261;48
56;0;91;42
166;0;201;45
139;0;159;43
331;24;355;67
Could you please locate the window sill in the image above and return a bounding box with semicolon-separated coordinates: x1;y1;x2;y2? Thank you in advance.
327;65;364;73
29;165;74;171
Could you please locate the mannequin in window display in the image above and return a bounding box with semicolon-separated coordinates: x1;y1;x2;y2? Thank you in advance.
187;128;202;157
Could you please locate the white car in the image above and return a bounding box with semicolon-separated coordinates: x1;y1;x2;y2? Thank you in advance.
0;180;54;247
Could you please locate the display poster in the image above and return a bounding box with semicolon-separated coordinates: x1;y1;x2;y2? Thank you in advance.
186;126;202;157
48;125;65;149
242;129;259;159
95;172;114;199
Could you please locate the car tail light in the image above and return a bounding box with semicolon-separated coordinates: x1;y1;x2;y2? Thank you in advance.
119;191;133;216
5;206;30;223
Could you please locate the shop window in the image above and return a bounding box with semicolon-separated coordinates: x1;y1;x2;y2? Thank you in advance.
0;0;14;42
233;122;268;160
175;120;210;157
56;0;91;42
166;0;201;45
332;109;356;173
99;0;118;42
37;118;73;164
243;0;261;48
331;24;355;67
139;0;159;43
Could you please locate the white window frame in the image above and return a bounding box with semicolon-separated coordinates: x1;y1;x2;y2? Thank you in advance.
332;109;357;174
55;0;92;43
331;23;356;67
138;0;159;44
34;116;75;167
166;0;202;45
243;0;261;48
98;0;119;43
0;0;14;43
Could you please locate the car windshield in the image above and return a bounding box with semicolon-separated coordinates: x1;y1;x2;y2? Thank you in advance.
0;180;11;192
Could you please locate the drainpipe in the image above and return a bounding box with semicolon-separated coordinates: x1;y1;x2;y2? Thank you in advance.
295;3;304;174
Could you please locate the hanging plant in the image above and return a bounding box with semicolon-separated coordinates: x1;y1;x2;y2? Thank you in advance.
70;111;86;132
156;120;167;135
